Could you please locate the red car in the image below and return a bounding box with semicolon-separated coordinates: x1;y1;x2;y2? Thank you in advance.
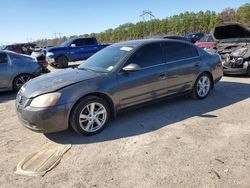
195;35;216;48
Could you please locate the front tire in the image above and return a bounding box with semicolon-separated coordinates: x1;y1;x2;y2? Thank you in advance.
191;73;212;99
70;96;110;136
56;56;68;68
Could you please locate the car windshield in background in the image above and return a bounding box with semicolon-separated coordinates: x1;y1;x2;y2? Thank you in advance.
78;45;133;73
220;38;250;43
199;36;209;42
185;34;193;38
60;39;74;47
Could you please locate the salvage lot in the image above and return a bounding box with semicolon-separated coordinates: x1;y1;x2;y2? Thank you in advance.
0;74;250;187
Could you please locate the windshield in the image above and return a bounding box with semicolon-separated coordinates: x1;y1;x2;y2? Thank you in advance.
60;39;74;47
199;36;208;42
78;45;133;73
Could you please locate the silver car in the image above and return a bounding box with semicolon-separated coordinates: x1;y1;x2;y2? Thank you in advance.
0;50;42;92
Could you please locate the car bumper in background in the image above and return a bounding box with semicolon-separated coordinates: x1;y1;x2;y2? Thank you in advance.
223;66;248;75
222;61;249;75
46;56;55;65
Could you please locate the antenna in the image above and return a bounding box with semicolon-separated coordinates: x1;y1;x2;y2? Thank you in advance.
140;10;155;21
53;32;62;38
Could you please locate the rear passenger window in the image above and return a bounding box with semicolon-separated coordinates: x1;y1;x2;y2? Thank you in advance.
129;43;162;68
0;52;8;64
164;42;198;62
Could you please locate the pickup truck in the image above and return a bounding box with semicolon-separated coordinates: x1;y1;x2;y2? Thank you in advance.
45;37;109;68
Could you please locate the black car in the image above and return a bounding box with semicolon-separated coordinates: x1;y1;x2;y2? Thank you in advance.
152;35;192;43
185;33;205;43
16;39;223;136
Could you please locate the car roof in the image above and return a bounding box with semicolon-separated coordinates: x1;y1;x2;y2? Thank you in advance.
0;50;21;55
112;38;194;48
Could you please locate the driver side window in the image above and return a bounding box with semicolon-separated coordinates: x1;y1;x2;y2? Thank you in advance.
128;43;163;68
0;52;8;64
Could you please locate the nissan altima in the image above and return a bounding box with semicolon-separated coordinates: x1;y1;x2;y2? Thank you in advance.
16;39;223;135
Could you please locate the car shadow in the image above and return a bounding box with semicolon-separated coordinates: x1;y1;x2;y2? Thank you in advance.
0;91;16;103
223;74;249;78
45;80;250;145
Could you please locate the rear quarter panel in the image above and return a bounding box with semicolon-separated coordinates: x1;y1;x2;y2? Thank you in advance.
197;48;223;83
8;53;41;88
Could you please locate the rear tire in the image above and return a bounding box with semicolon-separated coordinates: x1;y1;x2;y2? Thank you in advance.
56;56;68;68
69;96;110;136
13;74;33;91
246;64;250;76
191;73;212;99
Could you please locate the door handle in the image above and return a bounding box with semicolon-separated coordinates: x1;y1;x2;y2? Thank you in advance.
159;73;167;80
194;63;200;67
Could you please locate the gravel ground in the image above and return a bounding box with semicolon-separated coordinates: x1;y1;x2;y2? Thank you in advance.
0;75;249;188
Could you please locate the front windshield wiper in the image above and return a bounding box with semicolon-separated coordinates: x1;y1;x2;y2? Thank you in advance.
77;67;99;73
77;66;108;73
77;67;91;71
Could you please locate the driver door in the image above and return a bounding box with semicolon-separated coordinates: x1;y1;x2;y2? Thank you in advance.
117;42;167;108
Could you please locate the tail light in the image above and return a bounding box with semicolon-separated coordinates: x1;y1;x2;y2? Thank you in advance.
38;60;48;67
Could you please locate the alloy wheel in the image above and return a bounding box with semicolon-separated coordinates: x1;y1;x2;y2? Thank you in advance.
79;102;107;133
196;75;211;97
15;75;31;90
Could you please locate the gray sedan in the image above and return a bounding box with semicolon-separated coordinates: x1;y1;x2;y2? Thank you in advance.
0;50;42;92
16;39;223;135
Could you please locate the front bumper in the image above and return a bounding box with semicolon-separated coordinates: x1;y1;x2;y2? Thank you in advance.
16;97;70;133
223;66;248;75
222;61;249;75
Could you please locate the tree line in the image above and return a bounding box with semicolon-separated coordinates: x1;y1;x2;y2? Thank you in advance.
36;3;250;47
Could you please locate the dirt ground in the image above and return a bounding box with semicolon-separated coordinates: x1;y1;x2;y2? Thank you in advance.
0;75;249;188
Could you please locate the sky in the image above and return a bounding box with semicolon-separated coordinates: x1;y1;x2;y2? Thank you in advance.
0;0;249;44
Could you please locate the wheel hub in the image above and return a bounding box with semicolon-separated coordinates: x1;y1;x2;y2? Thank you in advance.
79;102;107;133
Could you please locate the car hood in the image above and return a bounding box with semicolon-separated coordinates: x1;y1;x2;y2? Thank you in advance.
21;68;100;98
45;46;68;52
212;23;250;40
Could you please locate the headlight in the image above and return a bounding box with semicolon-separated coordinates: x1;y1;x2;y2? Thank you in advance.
231;48;248;57
30;92;61;108
46;52;54;57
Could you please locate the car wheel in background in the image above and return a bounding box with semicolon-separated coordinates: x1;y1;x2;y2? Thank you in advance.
70;96;110;136
13;74;33;91
56;56;68;68
246;63;250;76
191;72;212;99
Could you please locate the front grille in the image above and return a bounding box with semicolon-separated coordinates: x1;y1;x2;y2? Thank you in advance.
16;93;28;107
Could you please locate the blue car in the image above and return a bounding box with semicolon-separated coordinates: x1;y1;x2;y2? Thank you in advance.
45;37;109;68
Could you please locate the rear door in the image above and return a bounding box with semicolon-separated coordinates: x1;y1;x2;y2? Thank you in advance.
118;42;168;108
0;52;12;90
81;38;99;59
163;41;200;95
70;39;86;61
70;38;98;61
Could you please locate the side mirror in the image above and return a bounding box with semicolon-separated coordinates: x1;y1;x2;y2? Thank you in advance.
70;44;76;48
122;63;141;72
